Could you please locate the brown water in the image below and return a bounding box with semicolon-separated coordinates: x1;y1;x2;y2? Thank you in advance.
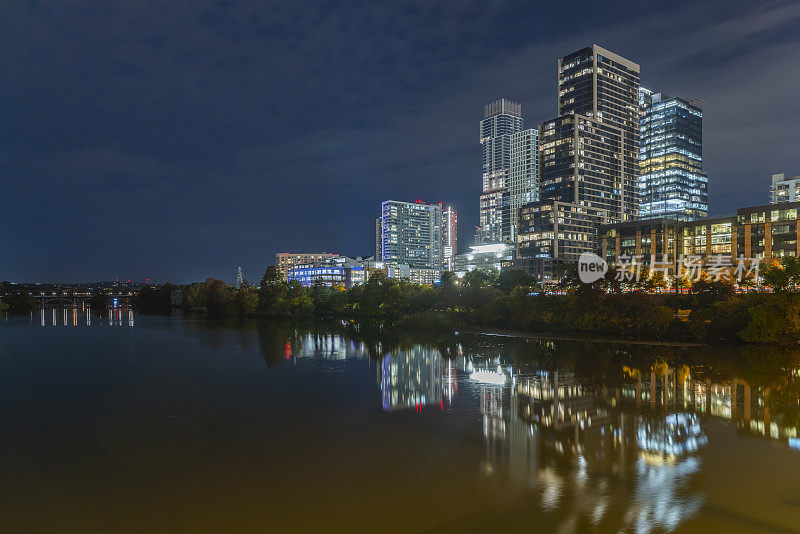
1;312;799;533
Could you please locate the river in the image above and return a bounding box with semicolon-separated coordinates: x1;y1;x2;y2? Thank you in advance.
1;311;799;532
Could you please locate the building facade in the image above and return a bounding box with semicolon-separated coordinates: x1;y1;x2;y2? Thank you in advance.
379;200;443;270
509;129;539;242
480;99;524;243
452;243;515;276
276;252;337;281
600;201;800;271
288;265;363;289
517;200;609;260
639;88;708;221
770;173;800;204
540;45;640;223
442;206;458;271
287;256;367;288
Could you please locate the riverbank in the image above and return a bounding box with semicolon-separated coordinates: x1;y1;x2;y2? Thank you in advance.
126;268;800;346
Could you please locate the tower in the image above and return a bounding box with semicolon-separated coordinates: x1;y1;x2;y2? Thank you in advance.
479;99;523;243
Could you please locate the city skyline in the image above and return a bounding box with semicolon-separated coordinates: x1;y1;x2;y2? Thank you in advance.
3;1;800;282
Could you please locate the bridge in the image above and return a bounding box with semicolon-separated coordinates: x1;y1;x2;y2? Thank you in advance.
33;293;134;308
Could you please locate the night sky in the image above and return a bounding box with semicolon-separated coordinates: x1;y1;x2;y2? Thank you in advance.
3;1;799;283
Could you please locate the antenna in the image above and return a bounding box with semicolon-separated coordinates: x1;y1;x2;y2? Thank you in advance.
235;266;244;288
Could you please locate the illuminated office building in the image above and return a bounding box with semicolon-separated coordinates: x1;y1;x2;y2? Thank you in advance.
509;129;539;242
378;200;443;270
480;99;524;243
442;206;458;271
540;45;640;223
600;201;800;270
639;88;708;221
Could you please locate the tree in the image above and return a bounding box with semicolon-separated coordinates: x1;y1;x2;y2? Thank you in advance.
260;265;283;288
762;257;800;292
497;269;535;293
235;285;258;316
462;268;498;289
203;278;233;316
437;271;460;311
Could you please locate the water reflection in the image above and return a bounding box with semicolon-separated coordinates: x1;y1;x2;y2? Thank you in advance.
10;316;797;532
379;346;442;411
34;306;134;327
236;323;800;531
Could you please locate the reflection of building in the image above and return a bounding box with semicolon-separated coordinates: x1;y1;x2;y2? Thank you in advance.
378;346;442;411
637;413;707;463
285;334;369;361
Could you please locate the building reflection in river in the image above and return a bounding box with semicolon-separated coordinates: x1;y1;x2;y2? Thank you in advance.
285;333;369;361
378;345;442;411
369;343;800;530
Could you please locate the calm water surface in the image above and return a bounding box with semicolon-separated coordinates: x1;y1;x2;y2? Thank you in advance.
1;311;800;533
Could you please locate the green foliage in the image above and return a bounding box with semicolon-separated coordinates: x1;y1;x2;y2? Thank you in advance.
762;256;800;292
738;294;800;343
260;265;283;288
0;283;36;314
135;263;800;344
497;269;535;293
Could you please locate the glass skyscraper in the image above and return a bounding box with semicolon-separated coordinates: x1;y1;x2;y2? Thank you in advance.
479;99;523;243
508;129;539;242
639;88;708;221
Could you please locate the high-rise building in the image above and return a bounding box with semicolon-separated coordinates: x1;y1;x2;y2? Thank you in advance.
480;99;524;243
770;173;800;204
442;206;458;271
379;200;443;270
509;129;539;242
639;88;708;221
540;44;640;223
375;217;382;261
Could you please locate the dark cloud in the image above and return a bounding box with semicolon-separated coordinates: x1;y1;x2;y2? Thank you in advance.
1;0;799;282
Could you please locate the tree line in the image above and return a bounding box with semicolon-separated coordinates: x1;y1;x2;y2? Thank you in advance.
129;257;800;345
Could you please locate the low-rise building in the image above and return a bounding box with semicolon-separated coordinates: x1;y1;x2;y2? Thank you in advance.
600;202;800;271
452;242;514;276
276;252;337;281
287;256;367;289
